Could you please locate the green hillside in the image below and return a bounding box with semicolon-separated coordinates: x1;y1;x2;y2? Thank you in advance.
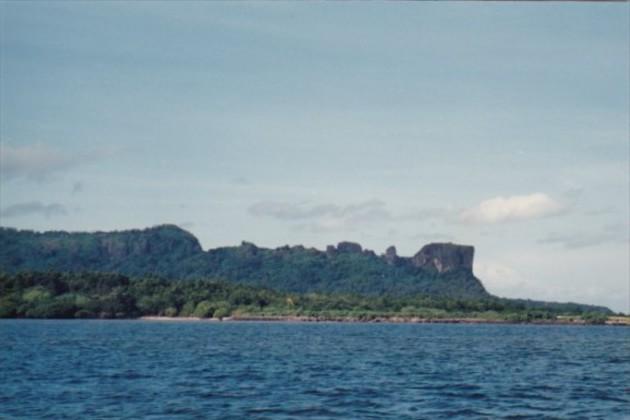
0;224;488;299
0;271;612;321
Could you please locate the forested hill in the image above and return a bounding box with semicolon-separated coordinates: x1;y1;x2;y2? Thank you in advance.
0;224;488;299
0;272;613;320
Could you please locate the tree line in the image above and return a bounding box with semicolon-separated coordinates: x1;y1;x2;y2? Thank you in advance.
0;271;611;323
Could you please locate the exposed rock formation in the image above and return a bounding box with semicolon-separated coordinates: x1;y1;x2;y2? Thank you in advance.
97;224;203;260
0;226;487;299
336;241;362;254
238;241;259;256
384;246;398;265
411;243;474;273
362;249;377;258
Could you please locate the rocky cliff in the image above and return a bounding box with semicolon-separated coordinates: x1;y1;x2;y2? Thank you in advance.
0;224;202;274
411;243;474;273
97;224;203;260
0;225;488;299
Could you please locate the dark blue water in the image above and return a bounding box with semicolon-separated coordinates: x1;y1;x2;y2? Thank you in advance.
1;321;628;419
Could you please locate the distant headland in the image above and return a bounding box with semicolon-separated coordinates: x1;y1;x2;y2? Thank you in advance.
0;224;621;324
0;224;487;299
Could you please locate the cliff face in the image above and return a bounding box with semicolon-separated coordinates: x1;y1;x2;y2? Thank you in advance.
0;225;203;273
0;226;488;299
335;241;363;254
384;246;399;265
411;243;474;274
97;225;203;261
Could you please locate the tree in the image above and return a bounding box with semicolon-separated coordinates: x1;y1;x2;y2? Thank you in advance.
193;300;214;318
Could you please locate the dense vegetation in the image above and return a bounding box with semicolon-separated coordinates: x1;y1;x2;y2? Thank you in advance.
0;225;616;320
0;225;488;299
0;272;612;323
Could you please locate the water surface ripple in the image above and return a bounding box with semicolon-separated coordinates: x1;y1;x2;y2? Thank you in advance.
1;321;628;419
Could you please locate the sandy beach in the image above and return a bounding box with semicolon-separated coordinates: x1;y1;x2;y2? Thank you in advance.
139;315;630;326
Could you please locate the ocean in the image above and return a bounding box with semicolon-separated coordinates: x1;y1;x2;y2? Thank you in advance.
1;320;628;419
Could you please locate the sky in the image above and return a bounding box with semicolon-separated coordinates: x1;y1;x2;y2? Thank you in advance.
1;2;628;313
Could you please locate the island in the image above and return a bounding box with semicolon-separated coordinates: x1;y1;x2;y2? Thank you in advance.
0;224;627;325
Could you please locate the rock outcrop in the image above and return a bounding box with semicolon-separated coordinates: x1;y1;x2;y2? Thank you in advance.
411;243;474;273
97;224;203;261
0;226;487;299
336;241;363;254
384;246;399;265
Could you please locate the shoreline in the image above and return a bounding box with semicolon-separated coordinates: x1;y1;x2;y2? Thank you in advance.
139;315;630;326
2;316;628;326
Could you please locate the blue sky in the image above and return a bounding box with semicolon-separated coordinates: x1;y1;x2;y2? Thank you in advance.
1;2;628;312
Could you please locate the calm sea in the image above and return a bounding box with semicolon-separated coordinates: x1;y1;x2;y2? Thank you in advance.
0;320;628;419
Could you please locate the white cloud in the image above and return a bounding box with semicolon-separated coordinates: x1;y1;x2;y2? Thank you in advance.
538;224;628;249
248;201;339;220
249;199;391;234
475;261;525;294
399;207;449;222
0;142;115;182
0;143;75;181
459;193;565;224
480;247;629;313
248;199;389;221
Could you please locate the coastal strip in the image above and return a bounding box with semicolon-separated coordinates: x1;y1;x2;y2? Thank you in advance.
140;315;630;326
